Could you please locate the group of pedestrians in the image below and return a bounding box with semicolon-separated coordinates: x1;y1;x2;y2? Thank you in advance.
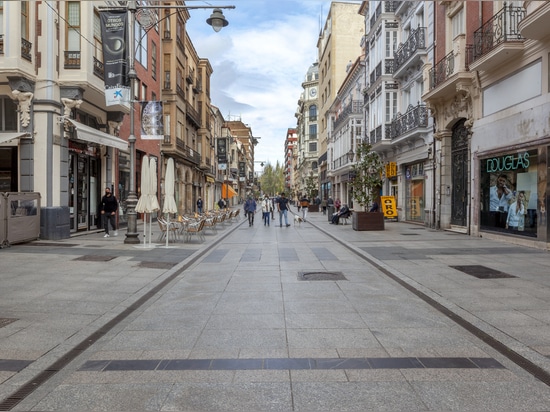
241;192;296;227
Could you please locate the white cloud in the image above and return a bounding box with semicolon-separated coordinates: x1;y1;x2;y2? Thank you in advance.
186;1;335;166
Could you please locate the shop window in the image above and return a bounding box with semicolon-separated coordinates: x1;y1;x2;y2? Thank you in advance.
480;149;538;237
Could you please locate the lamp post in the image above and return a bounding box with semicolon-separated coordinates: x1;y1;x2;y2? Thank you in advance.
119;1;233;244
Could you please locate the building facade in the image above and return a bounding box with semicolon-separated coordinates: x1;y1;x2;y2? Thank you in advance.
317;2;364;204
295;62;319;198
0;1;163;239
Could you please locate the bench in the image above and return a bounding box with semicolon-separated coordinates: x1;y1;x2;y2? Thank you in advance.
339;210;352;225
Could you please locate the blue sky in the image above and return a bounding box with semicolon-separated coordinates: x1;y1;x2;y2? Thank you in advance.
186;0;357;167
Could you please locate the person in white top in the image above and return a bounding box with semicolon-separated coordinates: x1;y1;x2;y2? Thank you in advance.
506;191;526;231
261;195;273;226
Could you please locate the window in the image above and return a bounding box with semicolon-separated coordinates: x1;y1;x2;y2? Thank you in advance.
0;96;18;131
141;83;147;101
21;1;29;40
385;31;397;58
0;1;4;36
93;10;102;60
309;104;317;121
135;20;147;68
309;124;317;139
151;42;157;79
385;92;397;122
308;142;317;152
66;2;80;51
451;7;465;40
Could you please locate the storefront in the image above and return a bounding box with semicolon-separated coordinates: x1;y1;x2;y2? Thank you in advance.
404;162;425;223
479;148;543;239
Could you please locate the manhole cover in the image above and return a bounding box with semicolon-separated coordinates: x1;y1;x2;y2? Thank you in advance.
450;265;516;279
73;255;116;262
0;318;17;328
139;261;176;269
298;271;347;281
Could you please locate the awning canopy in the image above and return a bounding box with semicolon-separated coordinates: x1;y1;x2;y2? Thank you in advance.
0;132;30;145
67;119;128;151
222;183;238;199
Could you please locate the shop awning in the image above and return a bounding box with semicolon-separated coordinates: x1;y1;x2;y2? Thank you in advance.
222;183;238;199
0;132;30;144
67;119;128;151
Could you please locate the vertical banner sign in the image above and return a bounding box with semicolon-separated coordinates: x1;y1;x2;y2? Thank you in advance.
140;101;164;140
217;138;227;163
100;11;130;106
238;162;245;177
380;196;397;219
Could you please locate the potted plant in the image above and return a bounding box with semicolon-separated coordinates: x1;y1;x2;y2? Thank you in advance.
304;172;319;212
349;141;385;231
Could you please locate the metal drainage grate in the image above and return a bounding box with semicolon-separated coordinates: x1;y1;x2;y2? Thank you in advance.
450;265;517;279
0;318;17;329
400;233;419;236
139;261;176;270
73;255;116;262
26;242;79;247
298;271;347;281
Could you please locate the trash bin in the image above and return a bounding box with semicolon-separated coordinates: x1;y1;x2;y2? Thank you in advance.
327;206;335;221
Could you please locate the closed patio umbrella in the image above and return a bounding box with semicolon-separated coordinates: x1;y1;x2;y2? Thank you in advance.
162;157;177;247
135;155;150;247
147;157;160;245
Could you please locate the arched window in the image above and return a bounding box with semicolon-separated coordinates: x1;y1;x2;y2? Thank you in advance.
309;105;317;121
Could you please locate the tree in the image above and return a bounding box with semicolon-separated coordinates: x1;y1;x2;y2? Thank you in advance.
259;161;285;196
349;142;384;212
304;172;318;200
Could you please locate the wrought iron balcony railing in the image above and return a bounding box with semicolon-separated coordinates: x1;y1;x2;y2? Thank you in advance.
429;51;454;90
93;57;104;79
389;103;428;140
21;38;32;61
0;35;4;55
64;51;81;69
473;5;526;62
393;27;426;73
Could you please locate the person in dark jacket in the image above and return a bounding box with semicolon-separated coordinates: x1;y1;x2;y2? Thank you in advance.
330;204;350;225
244;195;257;226
100;187;118;237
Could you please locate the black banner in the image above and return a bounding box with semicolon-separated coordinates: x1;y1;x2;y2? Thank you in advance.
217;138;228;163
100;10;130;106
238;162;245;177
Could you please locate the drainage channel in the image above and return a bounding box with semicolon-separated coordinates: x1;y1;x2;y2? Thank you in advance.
314;222;550;388
0;221;243;411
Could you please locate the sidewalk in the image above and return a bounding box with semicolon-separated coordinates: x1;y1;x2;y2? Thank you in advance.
1;209;550;411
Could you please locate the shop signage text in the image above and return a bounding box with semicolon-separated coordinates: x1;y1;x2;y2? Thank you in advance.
486;151;530;173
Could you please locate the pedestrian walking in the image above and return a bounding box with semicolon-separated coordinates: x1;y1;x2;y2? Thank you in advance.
100;187;118;238
277;192;290;227
196;196;203;214
300;195;310;222
244;195;257;226
261;194;273;226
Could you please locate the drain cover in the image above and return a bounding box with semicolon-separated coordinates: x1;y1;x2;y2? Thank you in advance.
139;261;176;269
450;265;516;279
73;255;116;262
0;318;17;328
298;271;347;281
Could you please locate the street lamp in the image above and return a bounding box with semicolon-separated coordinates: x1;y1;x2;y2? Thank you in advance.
118;1;233;244
347;149;355;163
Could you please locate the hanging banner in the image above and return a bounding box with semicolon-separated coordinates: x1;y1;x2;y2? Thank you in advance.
140;101;164;140
100;10;130;106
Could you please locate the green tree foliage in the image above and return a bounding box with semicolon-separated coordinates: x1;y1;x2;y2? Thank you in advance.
305;172;318;199
259;161;285;196
349;142;384;211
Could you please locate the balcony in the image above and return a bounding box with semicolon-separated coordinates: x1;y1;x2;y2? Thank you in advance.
333;100;362;129
393;27;427;77
389;103;429;141
21;38;32;61
519;1;550;40
171;139;200;165
64;51;81;69
93;57;104;79
186;101;201;128
0;35;4;54
469;5;526;72
423;35;472;102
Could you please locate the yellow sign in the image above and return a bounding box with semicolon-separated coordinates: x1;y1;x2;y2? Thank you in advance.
380;196;397;219
385;162;397;178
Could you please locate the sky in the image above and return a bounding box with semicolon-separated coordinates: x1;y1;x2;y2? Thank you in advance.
185;0;360;168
